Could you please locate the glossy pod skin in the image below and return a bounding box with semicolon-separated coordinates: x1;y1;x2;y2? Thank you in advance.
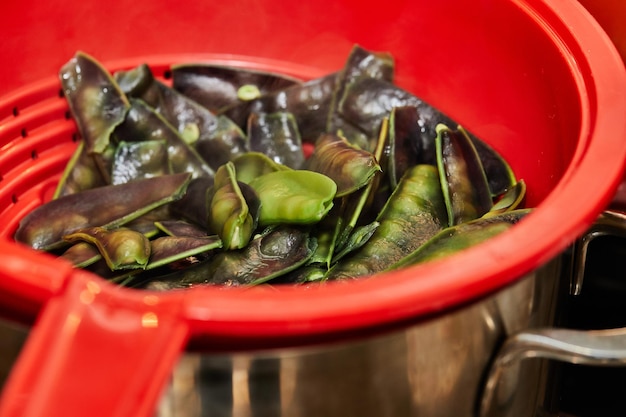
116;63;248;171
305;133;381;198
247;111;305;169
326;164;447;279
14;173;191;250
436;124;493;226
247;170;337;226
171;64;301;114
57;52;132;194
54;141;108;197
207;162;257;250
145;226;316;288
63;226;151;270
390;209;530;269
110;140;170;184
114;99;213;178
60;51;130;155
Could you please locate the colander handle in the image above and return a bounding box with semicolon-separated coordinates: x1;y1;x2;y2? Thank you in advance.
0;269;190;417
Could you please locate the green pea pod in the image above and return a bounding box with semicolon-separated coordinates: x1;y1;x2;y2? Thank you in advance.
111;140;171;184
60;51;130;155
63;227;151;271
15;173;191;250
207;162;257;250
307;227;337;267
307;212;343;268
436;124;493;226
248;170;337;226
247;112;305;169
305;133;381;197
275;264;328;284
484;179;527;217
388;209;531;269
143;226;316;289
330;221;380;265
231;152;291;184
332;117;388;251
325;164;447;280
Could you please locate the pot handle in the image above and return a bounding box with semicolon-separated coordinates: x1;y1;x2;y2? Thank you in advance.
570;210;626;295
480;210;626;417
0;269;190;417
478;326;626;417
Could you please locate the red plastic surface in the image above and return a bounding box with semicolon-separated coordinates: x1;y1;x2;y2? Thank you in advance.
0;270;189;417
1;0;626;416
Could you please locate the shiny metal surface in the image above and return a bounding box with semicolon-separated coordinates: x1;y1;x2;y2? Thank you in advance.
479;327;626;417
570;210;626;295
480;210;626;417
156;256;564;417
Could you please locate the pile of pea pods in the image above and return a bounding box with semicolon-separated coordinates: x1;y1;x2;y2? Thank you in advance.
14;45;528;289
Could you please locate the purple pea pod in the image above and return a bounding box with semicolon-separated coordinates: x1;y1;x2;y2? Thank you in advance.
115;64;248;170
144;226;316;289
171;63;301;113
435;124;493;226
247;111;305;169
15;173;192;251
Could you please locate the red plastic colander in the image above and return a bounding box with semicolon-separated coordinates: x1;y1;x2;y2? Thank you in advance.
1;0;626;416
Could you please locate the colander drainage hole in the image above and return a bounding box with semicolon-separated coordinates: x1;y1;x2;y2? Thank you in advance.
12;107;18;117
11;194;18;204
162;70;172;79
20;128;27;138
64;110;72;120
31;150;38;160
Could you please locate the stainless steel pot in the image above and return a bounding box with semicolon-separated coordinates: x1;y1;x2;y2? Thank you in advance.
152;211;626;417
480;210;626;417
155;255;566;417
